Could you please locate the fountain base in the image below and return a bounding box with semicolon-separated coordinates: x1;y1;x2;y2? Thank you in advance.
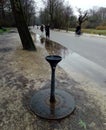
30;88;75;120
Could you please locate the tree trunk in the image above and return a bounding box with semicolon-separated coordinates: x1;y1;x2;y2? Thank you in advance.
10;0;36;51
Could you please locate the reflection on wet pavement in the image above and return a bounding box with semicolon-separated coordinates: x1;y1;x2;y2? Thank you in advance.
34;34;106;87
60;53;106;86
34;34;71;58
0;47;12;53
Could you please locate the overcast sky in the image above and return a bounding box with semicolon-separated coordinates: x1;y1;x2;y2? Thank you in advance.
36;0;106;15
68;0;106;14
68;0;106;9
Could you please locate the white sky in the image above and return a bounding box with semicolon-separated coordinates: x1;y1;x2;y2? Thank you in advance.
36;0;106;15
67;0;106;15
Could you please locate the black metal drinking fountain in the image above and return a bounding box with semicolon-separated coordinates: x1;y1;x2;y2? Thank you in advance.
30;55;75;119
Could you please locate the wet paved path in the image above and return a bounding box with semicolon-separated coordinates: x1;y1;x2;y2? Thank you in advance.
34;27;106;68
0;30;106;130
33;27;106;88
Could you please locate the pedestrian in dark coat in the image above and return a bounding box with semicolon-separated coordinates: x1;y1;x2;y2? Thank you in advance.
40;24;44;37
75;25;81;35
45;24;50;38
40;24;44;33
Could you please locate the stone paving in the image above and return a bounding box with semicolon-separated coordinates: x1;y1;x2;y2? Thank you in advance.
0;29;106;130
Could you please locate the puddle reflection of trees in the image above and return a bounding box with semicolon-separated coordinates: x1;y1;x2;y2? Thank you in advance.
40;37;70;58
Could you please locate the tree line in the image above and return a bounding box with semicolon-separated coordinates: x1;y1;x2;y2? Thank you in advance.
0;0;106;29
0;0;36;27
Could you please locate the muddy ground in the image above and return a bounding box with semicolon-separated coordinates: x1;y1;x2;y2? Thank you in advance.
0;29;106;130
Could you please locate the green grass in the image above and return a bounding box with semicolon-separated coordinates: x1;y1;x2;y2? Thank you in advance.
0;28;10;34
0;29;4;34
78;119;87;129
69;28;106;36
82;29;106;36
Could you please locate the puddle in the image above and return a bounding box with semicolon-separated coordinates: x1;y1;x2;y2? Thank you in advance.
0;47;12;53
34;34;106;88
34;34;71;58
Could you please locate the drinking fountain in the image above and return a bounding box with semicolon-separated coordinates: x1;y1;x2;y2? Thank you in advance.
30;55;75;119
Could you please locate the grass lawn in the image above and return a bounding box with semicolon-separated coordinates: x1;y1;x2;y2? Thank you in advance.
0;28;10;34
0;29;4;34
69;28;106;36
82;29;106;36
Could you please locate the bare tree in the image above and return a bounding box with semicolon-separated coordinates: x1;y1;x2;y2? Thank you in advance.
0;0;6;20
10;0;36;51
0;0;14;26
47;0;60;28
76;8;87;34
21;0;36;25
0;0;10;26
86;7;106;28
64;5;73;31
78;13;87;26
40;0;73;29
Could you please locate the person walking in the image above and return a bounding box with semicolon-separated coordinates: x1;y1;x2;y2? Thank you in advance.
45;24;50;38
40;24;44;37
